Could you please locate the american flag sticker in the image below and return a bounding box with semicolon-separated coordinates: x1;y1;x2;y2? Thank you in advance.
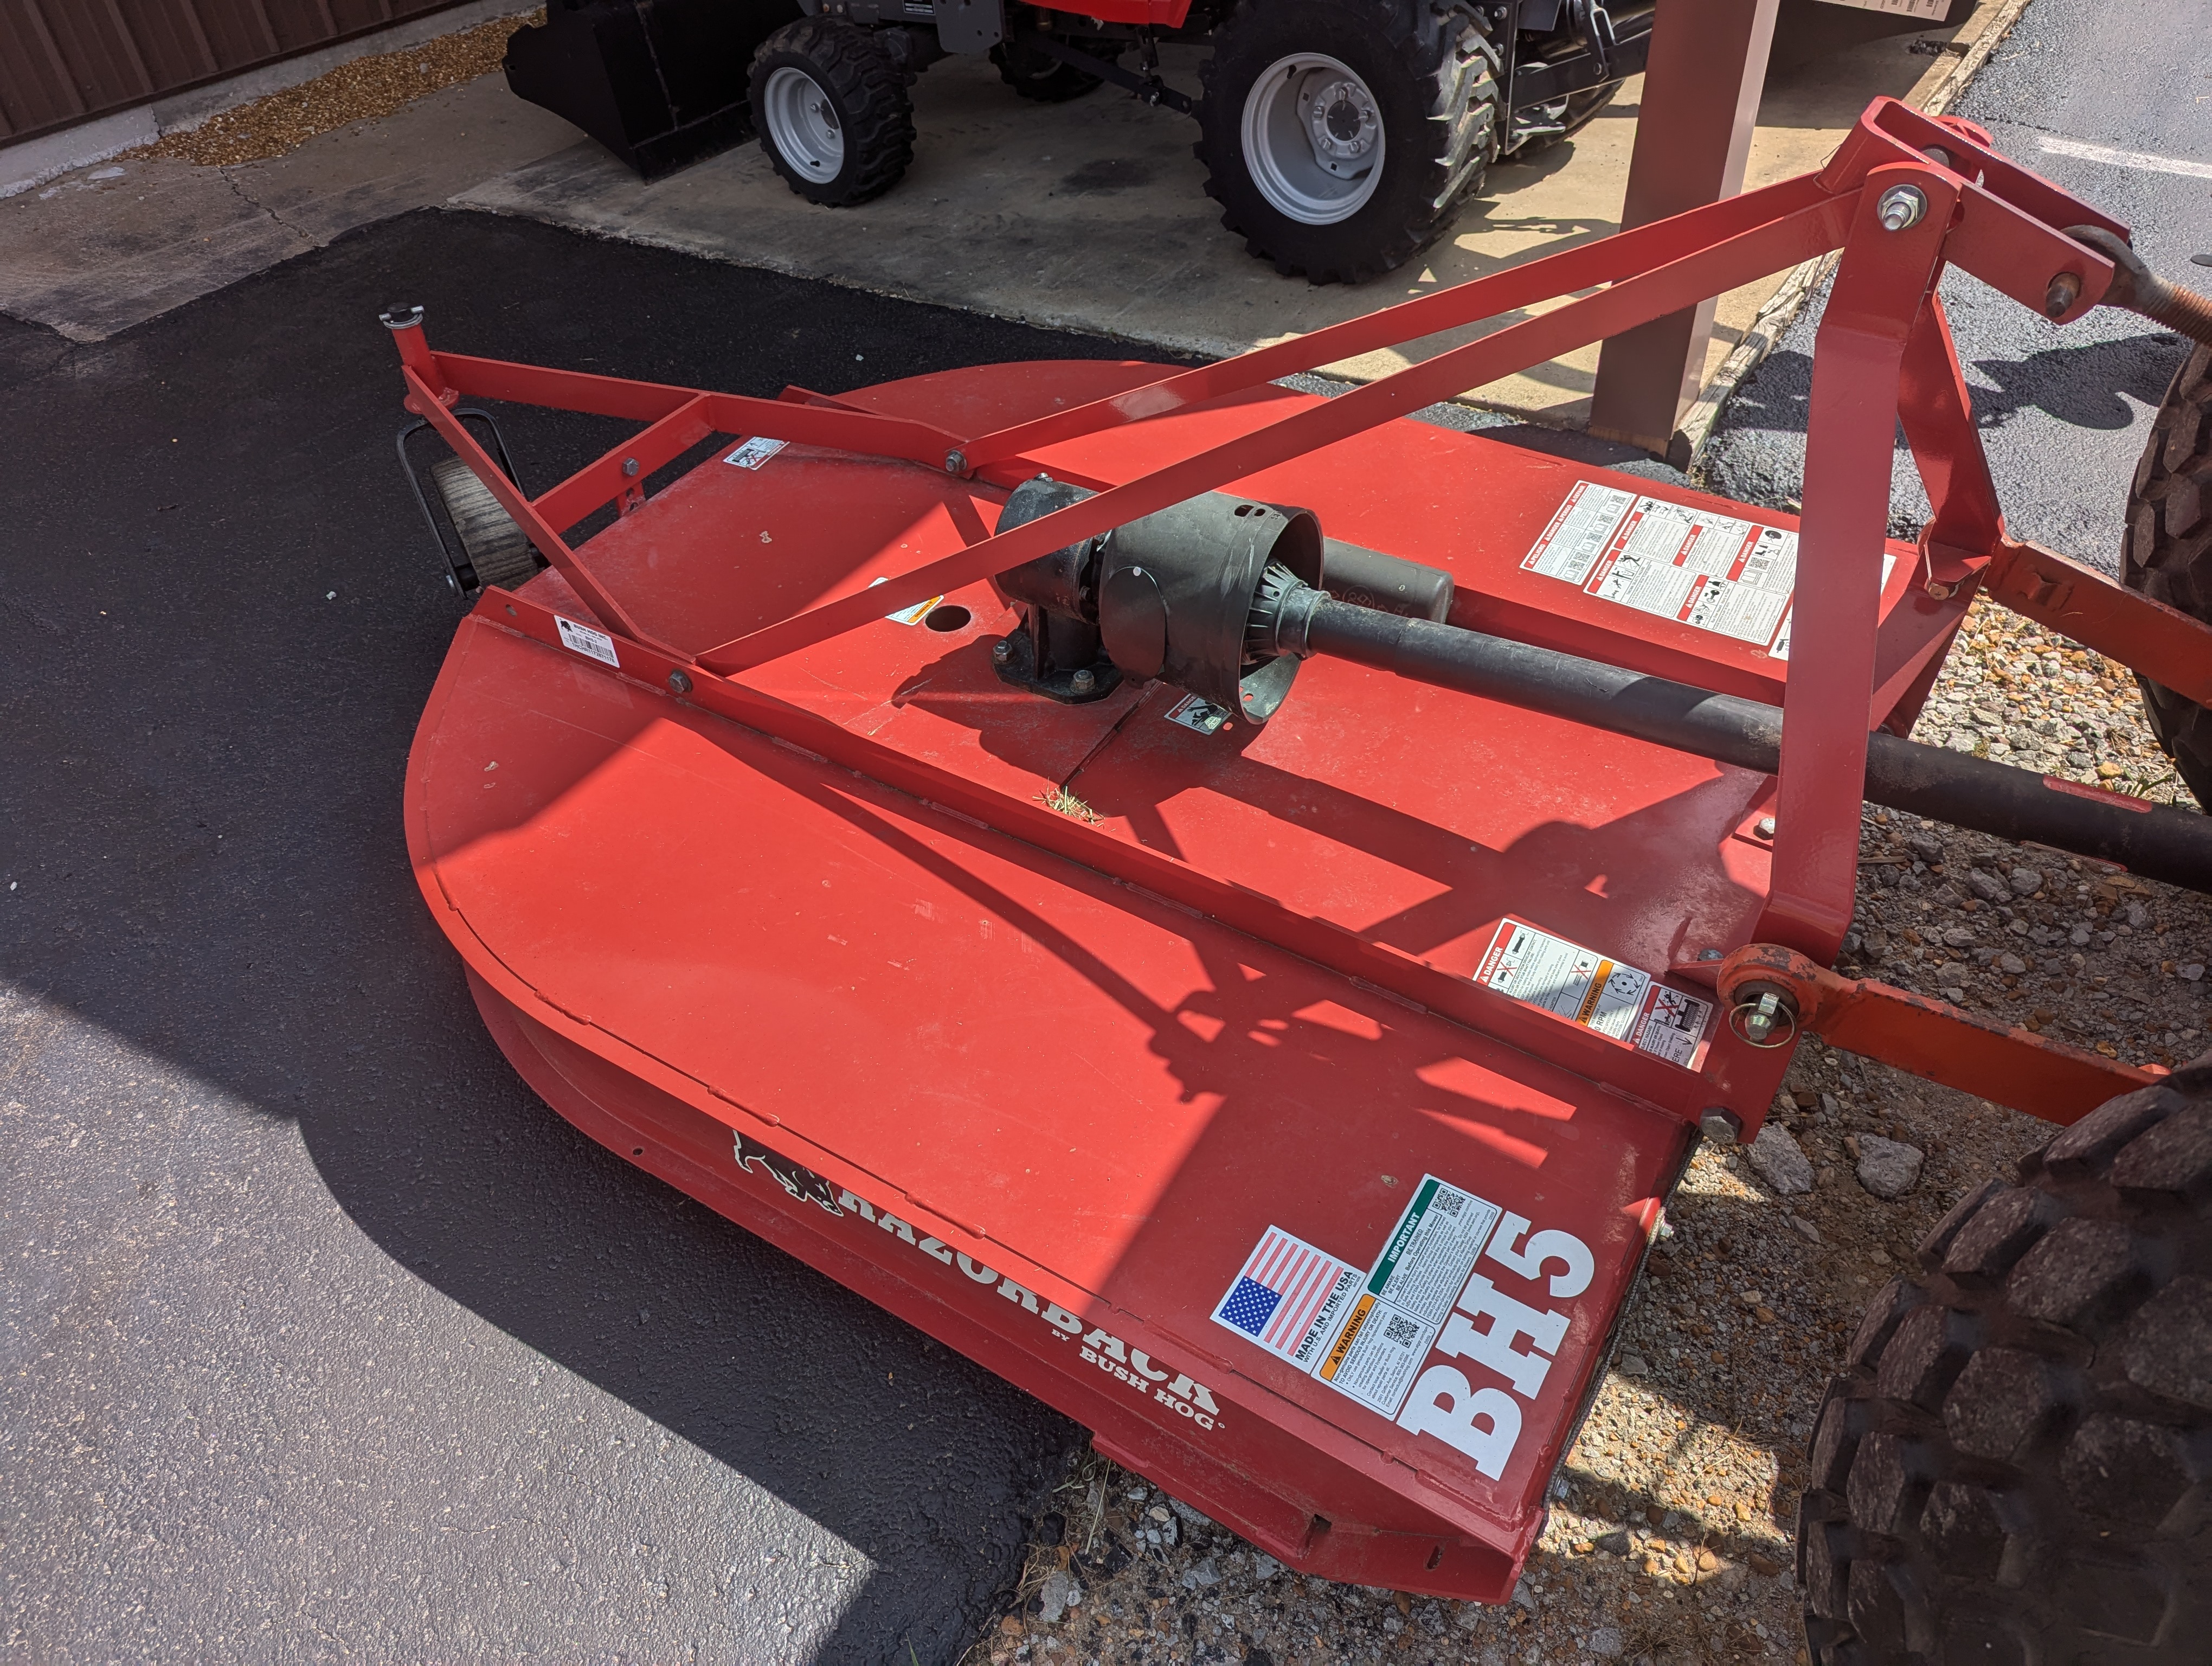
1211;1228;1361;1371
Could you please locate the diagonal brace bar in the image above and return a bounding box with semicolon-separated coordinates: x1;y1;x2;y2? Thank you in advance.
695;193;1860;676
959;174;1840;470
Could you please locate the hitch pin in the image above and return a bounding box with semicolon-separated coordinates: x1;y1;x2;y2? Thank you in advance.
1732;990;1797;1049
1743;992;1782;1043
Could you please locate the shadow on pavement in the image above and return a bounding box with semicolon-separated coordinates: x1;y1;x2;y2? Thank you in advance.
0;208;1227;1663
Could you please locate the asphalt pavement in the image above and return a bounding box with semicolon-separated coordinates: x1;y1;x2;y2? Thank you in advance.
0;210;1208;1665
1701;0;2212;568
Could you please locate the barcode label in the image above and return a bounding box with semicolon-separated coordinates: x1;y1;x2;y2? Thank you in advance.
555;616;619;668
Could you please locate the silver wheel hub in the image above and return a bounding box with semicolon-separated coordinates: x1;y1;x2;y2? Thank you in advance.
1305;78;1378;171
1241;54;1384;226
762;64;844;181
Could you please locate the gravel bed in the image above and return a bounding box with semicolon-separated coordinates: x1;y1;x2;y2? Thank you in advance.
131;11;540;169
969;610;2209;1666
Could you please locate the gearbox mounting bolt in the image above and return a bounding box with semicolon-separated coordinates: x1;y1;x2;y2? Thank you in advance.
1876;184;1928;232
1753;815;1777;840
991;638;1012;665
1070;668;1097;694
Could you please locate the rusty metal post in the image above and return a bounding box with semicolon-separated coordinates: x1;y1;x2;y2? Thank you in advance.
1588;0;1782;461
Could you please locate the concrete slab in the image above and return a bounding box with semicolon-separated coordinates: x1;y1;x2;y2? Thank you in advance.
459;10;1990;425
0;73;579;342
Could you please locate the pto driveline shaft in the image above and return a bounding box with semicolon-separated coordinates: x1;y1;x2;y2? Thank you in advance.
1293;594;2212;896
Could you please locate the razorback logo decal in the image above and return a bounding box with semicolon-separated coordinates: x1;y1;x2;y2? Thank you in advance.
734;1132;841;1216
725;1129;1221;1431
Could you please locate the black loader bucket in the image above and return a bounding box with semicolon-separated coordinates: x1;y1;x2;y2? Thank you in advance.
504;0;803;177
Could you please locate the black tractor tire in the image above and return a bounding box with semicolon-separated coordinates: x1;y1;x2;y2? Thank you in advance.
1502;82;1615;158
991;35;1117;101
2124;342;2212;810
1194;0;1501;284
1799;1058;2212;1664
748;18;915;207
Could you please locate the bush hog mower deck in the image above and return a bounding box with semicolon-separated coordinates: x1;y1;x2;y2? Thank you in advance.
395;99;2212;1660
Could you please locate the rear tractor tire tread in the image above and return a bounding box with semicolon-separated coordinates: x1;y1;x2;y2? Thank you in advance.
1799;1056;2212;1665
2124;342;2212;809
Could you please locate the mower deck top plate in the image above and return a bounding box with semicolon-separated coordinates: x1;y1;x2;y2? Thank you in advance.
410;361;1940;1597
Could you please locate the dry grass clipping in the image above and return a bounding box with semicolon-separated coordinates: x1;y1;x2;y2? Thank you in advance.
136;10;543;169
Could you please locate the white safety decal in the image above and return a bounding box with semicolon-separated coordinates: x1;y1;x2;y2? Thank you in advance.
1525;481;1900;662
1475;919;1712;1067
725;436;789;469
1523;482;1798;654
1216;1178;1503;1421
555;616;619;668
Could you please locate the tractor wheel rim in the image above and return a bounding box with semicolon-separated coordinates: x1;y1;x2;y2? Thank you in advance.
1241;53;1383;226
764;65;845;181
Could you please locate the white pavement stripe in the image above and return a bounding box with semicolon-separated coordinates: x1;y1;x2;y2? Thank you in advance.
2037;134;2212;182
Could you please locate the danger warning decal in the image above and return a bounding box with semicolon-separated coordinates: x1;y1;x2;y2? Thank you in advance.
1474;918;1712;1069
1215;1181;1605;1481
1523;482;1902;661
1522;482;1797;656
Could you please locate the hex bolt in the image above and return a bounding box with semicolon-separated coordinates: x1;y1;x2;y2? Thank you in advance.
991;639;1012;665
1754;815;1777;840
622;457;640;478
1070;668;1097;694
944;448;968;475
1696;948;1723;962
2043;270;2083;319
1699;1107;1744;1145
667;669;693;695
1876;184;1928;232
